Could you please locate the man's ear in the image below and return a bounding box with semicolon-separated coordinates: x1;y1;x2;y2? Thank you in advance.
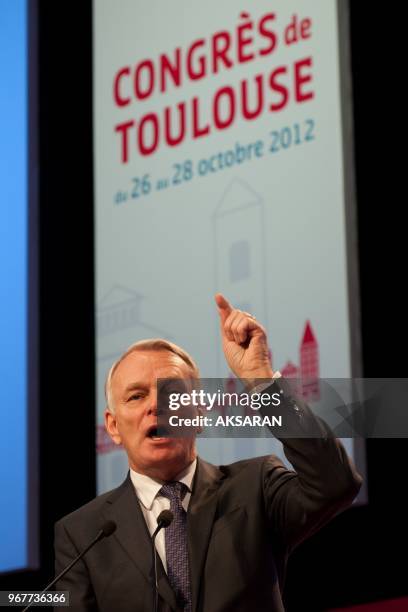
104;408;122;445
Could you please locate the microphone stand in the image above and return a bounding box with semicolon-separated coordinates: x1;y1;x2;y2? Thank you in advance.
22;522;116;612
151;510;173;612
152;527;161;612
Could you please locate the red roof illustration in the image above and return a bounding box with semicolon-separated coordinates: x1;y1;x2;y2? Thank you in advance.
301;321;317;346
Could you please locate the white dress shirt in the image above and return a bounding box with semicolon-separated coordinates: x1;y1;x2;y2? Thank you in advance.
130;458;197;571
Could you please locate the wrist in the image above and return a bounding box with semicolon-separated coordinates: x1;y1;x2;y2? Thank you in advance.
240;366;275;390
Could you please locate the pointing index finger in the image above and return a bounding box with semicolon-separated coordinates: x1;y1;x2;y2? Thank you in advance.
215;293;233;325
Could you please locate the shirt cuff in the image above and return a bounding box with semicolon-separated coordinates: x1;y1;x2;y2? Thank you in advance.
250;371;281;395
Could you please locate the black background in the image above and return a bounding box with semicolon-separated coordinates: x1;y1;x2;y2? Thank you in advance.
0;2;406;610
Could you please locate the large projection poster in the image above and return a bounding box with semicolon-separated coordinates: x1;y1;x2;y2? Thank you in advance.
94;0;360;492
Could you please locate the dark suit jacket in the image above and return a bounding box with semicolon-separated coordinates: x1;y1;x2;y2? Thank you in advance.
55;379;362;611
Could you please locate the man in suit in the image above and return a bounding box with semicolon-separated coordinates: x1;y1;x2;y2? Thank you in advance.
55;294;362;611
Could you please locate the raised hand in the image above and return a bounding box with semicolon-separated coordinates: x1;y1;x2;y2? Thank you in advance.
215;293;273;384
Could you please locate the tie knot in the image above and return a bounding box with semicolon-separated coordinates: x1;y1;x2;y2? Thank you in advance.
160;481;187;502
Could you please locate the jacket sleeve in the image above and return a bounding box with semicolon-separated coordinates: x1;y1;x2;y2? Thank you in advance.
54;519;98;612
261;377;363;554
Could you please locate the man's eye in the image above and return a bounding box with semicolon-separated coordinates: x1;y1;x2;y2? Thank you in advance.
129;393;144;401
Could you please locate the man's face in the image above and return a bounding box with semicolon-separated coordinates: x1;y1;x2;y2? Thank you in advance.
105;350;197;479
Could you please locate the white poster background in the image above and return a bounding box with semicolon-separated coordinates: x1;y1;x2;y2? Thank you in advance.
94;0;357;492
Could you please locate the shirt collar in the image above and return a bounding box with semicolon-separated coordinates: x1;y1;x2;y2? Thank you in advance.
130;458;197;510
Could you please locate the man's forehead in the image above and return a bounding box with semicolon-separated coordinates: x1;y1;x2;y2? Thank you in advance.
112;349;191;387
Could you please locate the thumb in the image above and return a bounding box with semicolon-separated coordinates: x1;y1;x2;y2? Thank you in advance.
215;293;233;326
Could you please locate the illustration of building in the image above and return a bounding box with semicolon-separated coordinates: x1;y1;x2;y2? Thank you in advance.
97;285;143;337
213;178;268;377
300;321;319;400
281;320;320;400
281;360;299;378
96;285;171;491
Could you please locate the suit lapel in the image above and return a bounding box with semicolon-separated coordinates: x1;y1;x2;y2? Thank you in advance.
187;458;224;612
103;473;179;611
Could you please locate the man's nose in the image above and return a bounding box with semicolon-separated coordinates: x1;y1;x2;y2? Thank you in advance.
147;392;158;416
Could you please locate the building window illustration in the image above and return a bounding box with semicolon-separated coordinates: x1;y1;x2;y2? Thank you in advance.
229;240;250;282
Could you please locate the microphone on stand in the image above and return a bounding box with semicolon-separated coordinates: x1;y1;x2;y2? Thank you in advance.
22;521;117;612
152;510;174;612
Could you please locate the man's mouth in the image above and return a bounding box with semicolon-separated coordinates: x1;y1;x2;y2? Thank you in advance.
146;425;170;440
